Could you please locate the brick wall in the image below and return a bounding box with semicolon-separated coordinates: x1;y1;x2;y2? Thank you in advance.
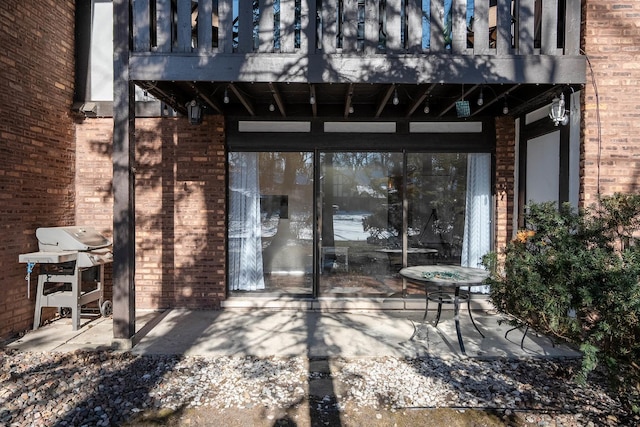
494;116;516;250
75;117;227;311
0;0;76;339
581;1;640;203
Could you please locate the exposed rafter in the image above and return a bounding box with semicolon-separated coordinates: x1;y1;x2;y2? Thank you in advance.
503;85;573;117
137;81;186;115
309;84;317;117
268;82;286;117
472;84;522;116
134;80;567;122
438;84;480;117
405;83;437;117
375;84;396;118
189;82;223;114
343;83;354;118
228;83;255;116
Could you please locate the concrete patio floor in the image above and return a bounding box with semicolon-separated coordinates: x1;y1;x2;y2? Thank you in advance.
4;307;581;360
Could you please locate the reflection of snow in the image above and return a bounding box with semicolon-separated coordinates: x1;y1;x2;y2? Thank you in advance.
332;212;371;241
240;212;439;243
259;213;313;240
261;217;279;238
231;210;400;242
254;212;372;242
356;184;385;197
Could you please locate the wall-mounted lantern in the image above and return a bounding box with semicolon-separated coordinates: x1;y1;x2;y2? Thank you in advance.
186;100;202;125
549;93;569;126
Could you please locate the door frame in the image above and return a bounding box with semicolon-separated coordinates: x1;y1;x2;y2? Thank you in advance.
226;118;495;298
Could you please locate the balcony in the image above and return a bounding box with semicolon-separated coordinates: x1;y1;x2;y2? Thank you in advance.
126;0;585;119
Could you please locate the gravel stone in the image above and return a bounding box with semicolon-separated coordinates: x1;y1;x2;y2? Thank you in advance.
0;349;635;426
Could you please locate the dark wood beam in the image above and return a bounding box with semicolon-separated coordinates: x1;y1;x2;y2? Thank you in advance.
504;85;566;117
375;84;396;118
438;84;480;117
228;83;255;116
190;82;223;114
472;84;522;116
309;84;317;117
137;81;186;114
268;82;286;117
405;83;437;117
343;83;354;119
113;0;136;340
129;54;587;85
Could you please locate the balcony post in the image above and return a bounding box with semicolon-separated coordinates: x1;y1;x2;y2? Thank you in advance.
113;0;136;340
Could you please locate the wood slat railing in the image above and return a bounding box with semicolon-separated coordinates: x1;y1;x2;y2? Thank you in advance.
132;0;581;57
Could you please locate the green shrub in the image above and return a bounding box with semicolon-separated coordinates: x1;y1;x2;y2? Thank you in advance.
483;194;640;408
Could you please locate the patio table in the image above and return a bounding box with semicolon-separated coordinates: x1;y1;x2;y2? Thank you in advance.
376;248;438;271
399;265;489;354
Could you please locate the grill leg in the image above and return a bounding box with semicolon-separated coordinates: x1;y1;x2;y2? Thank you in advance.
71;269;81;331
33;275;46;330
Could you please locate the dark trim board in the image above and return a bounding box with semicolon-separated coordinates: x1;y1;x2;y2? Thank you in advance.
129;53;587;85
226;118;496;152
517;108;572;227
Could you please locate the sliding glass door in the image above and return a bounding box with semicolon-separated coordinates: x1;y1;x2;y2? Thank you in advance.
228;151;314;295
228;149;491;297
318;152;404;297
405;152;492;294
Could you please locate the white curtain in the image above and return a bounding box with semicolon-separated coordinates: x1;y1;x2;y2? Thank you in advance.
461;153;491;293
228;152;265;291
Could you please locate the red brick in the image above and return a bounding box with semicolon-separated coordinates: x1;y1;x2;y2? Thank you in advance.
75;117;226;311
0;0;76;339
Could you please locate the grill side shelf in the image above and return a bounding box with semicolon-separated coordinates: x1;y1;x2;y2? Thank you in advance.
19;251;78;264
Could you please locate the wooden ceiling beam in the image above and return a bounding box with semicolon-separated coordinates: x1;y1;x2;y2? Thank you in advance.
472;84;521;116
228;83;255;116
268;82;286;117
438;84;480;117
189;82;223;114
343;83;355;118
405;83;437;117
309;84;317;117
375;84;396;118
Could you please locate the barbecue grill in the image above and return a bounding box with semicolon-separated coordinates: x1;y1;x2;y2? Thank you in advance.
19;226;113;330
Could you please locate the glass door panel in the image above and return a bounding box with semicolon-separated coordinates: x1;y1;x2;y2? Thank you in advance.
229;150;491;298
406;153;470;296
319;152;404;297
228;151;313;295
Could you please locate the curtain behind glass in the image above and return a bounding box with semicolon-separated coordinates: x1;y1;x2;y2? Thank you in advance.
229;152;265;291
461;152;491;293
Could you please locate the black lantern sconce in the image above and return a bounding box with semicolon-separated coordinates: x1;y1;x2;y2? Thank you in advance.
549;93;569;126
186;100;202;125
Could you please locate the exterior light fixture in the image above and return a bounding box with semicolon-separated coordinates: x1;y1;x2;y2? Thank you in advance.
223;88;230;104
186;100;202;125
502;98;509;115
269;103;275;112
456;100;470;118
309;94;316;105
549;93;569;126
423;102;430;114
348;106;355;114
392;89;399;105
477;88;484;106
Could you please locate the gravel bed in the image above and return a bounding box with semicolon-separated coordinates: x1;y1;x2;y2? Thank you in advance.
0;349;634;426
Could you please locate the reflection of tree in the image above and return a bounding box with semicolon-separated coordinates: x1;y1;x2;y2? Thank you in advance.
410;154;467;258
362;153;468;258
362;163;404;246
259;151;312;238
260;151;314;274
321;152;336;249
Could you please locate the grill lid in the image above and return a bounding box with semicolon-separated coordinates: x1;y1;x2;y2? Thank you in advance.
36;227;112;251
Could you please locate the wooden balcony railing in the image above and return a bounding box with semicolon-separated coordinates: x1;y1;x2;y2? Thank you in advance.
131;0;581;57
